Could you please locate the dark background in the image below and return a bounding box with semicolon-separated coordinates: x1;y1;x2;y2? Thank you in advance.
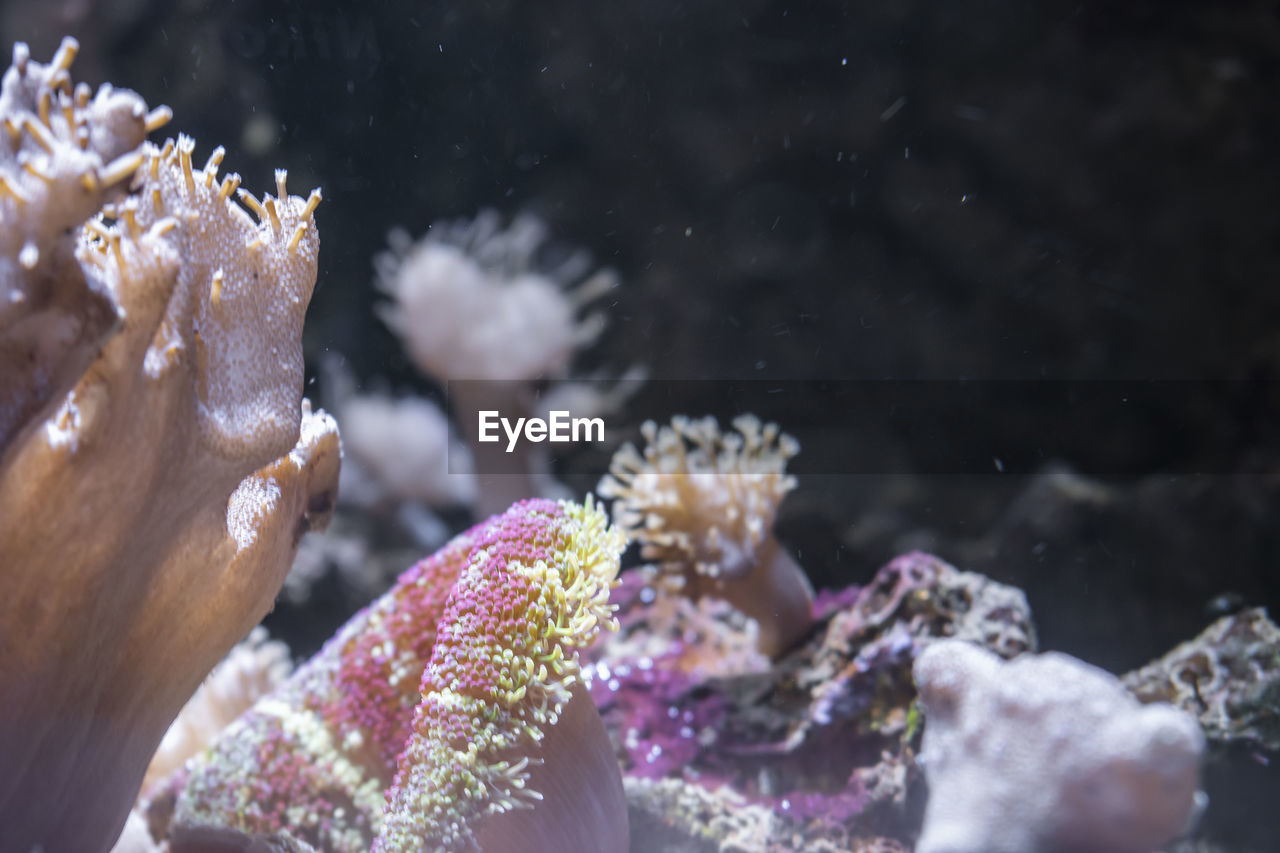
5;0;1277;672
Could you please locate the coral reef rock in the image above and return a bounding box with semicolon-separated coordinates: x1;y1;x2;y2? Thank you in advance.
1123;607;1280;851
592;551;1035;850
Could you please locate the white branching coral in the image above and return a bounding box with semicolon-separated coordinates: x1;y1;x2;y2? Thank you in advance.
0;37;339;853
376;210;623;517
913;640;1206;853
600;414;815;657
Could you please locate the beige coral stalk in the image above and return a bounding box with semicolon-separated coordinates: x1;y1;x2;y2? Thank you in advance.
0;37;338;853
600;414;815;657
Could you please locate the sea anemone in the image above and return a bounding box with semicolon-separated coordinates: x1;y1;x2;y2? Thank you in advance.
599;414;814;657
161;498;629;852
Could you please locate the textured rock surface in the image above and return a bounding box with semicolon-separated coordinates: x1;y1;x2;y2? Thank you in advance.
1124;608;1280;851
590;551;1034;850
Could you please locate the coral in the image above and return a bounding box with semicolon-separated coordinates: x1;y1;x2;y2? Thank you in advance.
279;355;473;605
0;37;336;853
592;551;1033;846
375;210;620;517
159;498;628;853
600;414;815;657
0;37;167;449
376;210;611;383
624;776;777;853
335;386;476;510
596;570;773;681
913;639;1206;853
585;573;768;781
721;552;1034;818
822;551;1037;662
140;627;294;799
590;642;733;781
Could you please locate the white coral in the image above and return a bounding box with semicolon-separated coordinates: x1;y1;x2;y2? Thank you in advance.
373;210;625;517
318;353;474;512
375;210;611;383
913;640;1206;853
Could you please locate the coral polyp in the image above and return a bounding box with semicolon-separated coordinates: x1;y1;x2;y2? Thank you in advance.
164;498;628;852
600;414;814;656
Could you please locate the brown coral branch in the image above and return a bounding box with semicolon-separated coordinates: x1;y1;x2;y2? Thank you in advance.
0;37;338;853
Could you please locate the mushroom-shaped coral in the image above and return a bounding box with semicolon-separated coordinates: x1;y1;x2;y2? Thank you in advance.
162;498;629;853
375;210;617;517
0;37;335;853
599;414;814;657
912;639;1206;853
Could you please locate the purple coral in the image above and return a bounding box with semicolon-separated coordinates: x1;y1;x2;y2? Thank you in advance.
166;498;629;852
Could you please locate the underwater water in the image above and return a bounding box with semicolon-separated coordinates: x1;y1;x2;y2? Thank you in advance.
0;1;1276;851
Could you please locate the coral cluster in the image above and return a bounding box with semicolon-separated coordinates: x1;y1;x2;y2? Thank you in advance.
913;640;1206;853
600;414;815;656
154;498;628;852
0;37;336;853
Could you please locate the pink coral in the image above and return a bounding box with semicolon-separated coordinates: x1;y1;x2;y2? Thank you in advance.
164;498;628;852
